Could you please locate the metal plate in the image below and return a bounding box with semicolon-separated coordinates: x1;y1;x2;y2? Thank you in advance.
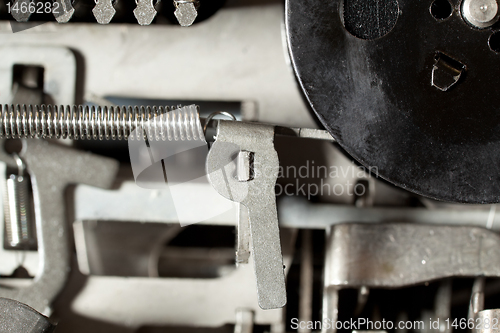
286;0;500;203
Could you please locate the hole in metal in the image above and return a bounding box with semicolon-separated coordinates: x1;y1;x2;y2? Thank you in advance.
430;0;453;20
489;31;500;53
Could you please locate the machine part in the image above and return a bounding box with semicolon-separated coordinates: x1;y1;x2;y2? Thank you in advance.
279;197;500;230
298;230;313;333
236;204;251;264
0;46;76;106
133;0;157;25
353;286;370;317
93;0;117;24
469;277;486;319
468;278;500;333
71;227;296;329
235;309;254;333
11;65;44;106
203;111;237;133
53;0;76;23
274;126;335;141
0;161;39;276
286;0;500;203
431;52;466;91
4;154;36;250
0;298;56;333
237;150;254;182
206;120;286;310
462;0;500;28
0;4;311;128
0;104;333;143
0;140;119;315
325;223;500;288
10;0;32;22
321;286;339;333
74;181;238;226
474;310;500;333
0;104;202;141
174;0;199;27
433;279;453;333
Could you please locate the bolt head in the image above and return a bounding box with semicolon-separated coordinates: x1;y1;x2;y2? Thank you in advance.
174;2;198;27
463;0;500;28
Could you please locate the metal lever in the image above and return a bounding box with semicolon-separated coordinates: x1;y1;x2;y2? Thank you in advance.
206;120;286;310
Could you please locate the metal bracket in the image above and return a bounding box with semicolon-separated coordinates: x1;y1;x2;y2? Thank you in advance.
206;120;286;310
0;140;118;315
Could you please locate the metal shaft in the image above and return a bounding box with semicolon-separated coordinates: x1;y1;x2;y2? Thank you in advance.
0;104;204;141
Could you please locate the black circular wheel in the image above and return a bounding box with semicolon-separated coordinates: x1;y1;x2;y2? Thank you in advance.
286;0;500;203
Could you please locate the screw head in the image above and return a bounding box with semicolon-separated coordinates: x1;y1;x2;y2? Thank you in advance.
463;0;500;28
174;2;198;27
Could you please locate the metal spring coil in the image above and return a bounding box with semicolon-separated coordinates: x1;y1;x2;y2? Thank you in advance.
0;104;205;141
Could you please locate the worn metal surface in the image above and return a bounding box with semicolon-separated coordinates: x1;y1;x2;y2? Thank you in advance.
474;310;500;333
279;197;500;230
0;46;76;106
0;140;119;315
207;120;286;310
433;279;453;333
133;0;157;25
298;230;313;333
75;181;238;225
462;0;500;28
431;52;466;91
274;127;335;141
53;0;76;23
71;229;296;329
325;223;500;288
234;309;254;333
10;0;32;22
286;0;500;203
0;2;313;128
174;0;199;27
236;204;251;264
93;0;116;24
321;286;339;333
0;298;56;333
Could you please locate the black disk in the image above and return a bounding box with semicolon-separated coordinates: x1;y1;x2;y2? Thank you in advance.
286;0;500;203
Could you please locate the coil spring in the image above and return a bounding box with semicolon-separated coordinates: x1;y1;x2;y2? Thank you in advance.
0;104;205;141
